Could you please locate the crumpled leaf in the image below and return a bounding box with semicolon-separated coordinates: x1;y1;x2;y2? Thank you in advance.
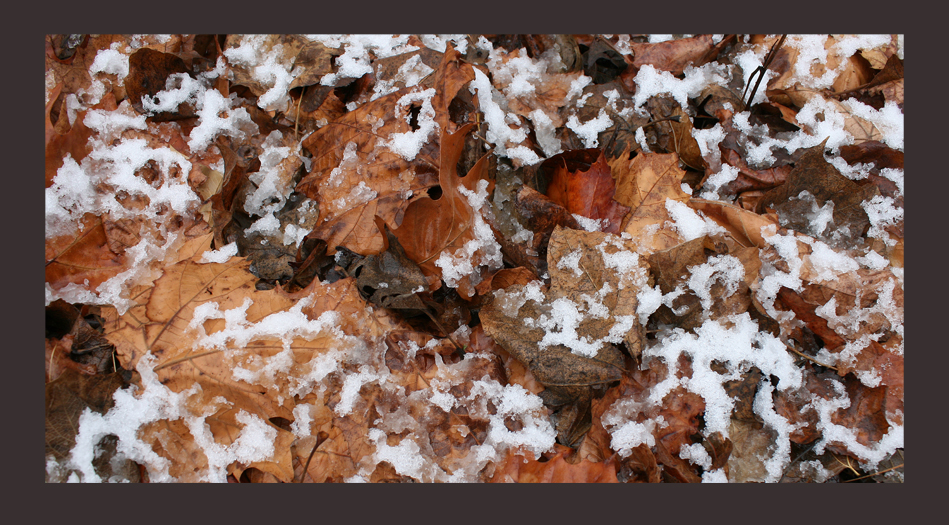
610;151;691;253
545;149;630;233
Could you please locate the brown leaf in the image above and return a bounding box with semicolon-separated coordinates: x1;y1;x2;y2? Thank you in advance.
125;48;193;117
490;445;618;483
646;235;755;330
756;141;879;240
688;198;779;248
46;369;129;470
297;49;475;256
103;257;392;481
610;151;691;253
625;35;716;77
714;146;792;196
46;214;127;293
545;149;630;233
509;185;581;276
344;218;435;313
394;124;496;299
546;227;646;359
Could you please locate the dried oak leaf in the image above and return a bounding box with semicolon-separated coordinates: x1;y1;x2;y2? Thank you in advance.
610;151;691;254
545;149;630;233
623;35;716;78
103;257;389;482
490;445;618;483
297;49;475;256
394;123;495;300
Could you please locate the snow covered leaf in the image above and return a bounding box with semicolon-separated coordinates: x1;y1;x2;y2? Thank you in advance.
546;227;646;358
482;226;646;386
394;123;498;300
45;369;133;482
646;235;758;330
545;149;630;233
297;49;475;256
490;445;618;483
101;257;381;481
125;48;192;117
610;151;691;253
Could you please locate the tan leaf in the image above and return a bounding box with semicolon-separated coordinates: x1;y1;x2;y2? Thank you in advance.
610;151;690;253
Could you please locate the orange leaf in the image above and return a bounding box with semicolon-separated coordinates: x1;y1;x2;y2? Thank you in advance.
545;149;630;233
490;446;618;483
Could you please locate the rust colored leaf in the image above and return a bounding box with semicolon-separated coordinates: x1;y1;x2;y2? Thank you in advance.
475;267;539;297
545;149;630;233
610;151;691;253
490;445;618;483
394;124;495;299
46;214;127;292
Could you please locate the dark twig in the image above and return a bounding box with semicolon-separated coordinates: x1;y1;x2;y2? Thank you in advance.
742;34;787;111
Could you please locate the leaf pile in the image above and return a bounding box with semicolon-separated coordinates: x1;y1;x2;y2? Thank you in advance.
45;34;903;483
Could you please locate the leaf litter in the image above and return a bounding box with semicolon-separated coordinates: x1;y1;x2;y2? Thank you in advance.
45;34;904;483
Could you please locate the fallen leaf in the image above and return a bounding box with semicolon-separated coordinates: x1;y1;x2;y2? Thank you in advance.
610;151;691;253
46;214;127;293
394;123;496;299
545;149;630;233
297;49;474;255
756;141;879;241
490;445;618;483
